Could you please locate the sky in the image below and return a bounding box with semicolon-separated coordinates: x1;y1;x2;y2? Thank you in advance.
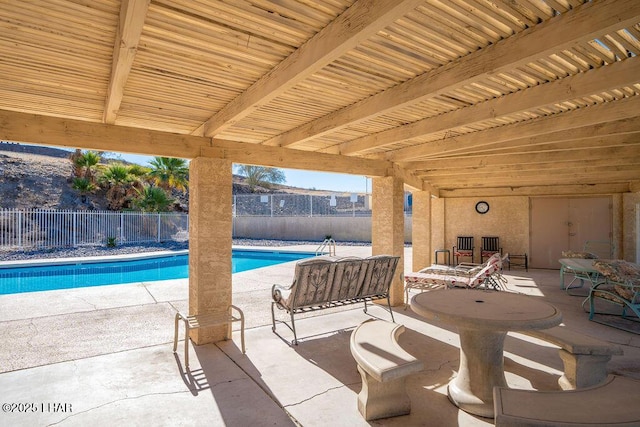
115;153;370;194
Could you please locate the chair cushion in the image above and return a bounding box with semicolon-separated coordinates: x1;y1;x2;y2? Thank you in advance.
454;250;473;256
562;250;598;259
593;260;640;303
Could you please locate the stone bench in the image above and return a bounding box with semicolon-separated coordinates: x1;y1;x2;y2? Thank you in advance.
494;375;640;426
349;319;423;421
521;326;623;390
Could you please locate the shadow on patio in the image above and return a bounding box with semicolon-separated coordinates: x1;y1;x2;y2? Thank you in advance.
1;246;639;426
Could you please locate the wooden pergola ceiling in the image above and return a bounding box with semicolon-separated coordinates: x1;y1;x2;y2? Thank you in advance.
1;0;639;197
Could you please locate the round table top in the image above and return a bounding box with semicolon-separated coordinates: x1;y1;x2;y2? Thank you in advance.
410;289;562;331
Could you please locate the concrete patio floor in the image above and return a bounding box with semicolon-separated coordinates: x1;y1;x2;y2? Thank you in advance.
1;244;639;426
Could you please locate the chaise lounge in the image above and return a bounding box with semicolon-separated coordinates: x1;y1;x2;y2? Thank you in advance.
404;252;506;303
588;259;640;333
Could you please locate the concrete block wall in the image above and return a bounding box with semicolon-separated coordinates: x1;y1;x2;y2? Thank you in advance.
233;216;413;243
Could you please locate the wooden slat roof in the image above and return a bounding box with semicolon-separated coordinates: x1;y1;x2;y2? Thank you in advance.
1;0;639;196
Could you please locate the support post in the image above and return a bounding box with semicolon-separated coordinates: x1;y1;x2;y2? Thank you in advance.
372;176;405;306
431;198;446;265
188;157;233;345
412;191;431;271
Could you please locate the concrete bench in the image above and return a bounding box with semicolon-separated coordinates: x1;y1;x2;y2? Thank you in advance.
521;326;623;390
349;319;423;421
494;375;640;426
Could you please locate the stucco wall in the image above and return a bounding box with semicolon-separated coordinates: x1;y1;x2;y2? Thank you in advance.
623;192;640;262
233;216;413;242
437;197;530;263
233;192;638;264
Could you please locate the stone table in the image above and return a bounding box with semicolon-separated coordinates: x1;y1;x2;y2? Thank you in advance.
410;289;562;418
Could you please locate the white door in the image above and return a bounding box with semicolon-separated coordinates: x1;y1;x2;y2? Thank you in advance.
530;197;612;269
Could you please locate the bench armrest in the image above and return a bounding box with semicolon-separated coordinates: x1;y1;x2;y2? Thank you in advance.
272;283;293;304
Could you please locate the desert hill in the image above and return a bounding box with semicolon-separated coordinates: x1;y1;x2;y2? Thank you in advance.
0;142;346;212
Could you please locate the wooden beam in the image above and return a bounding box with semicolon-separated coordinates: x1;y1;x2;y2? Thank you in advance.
418;156;640;177
203;139;429;189
267;0;640;149
421;120;640;159
439;183;630;197
391;164;436;193
425;171;640;187
103;0;150;124
340;56;640;155
0;109;207;158
204;139;393;178
422;134;640;161
405;145;640;170
204;140;428;189
195;0;425;137
391;95;640;162
0;109;429;188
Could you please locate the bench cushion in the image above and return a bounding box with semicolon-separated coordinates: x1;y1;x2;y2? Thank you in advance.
350;320;423;383
494;375;640;426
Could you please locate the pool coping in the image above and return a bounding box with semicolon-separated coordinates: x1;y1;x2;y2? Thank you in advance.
0;247;324;269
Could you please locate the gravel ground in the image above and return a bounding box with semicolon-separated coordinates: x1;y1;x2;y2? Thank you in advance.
0;239;372;261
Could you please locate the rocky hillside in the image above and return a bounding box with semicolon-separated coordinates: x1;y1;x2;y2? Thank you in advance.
0;142;340;212
0;143;80;210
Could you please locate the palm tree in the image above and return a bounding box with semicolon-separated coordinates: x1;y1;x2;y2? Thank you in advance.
147;157;188;192
134;185;173;212
73;151;101;183
99;163;141;210
72;177;97;203
127;163;150;178
235;165;286;191
69;149;83;178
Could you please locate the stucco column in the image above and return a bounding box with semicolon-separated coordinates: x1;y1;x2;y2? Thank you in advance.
188;157;233;345
412;190;431;271
372;176;404;306
431;197;445;265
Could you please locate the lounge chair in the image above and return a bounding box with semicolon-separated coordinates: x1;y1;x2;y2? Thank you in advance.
404;253;504;303
561;249;601;291
588;259;640;333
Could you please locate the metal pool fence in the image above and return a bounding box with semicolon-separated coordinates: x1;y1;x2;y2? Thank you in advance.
0;194;412;249
234;193;375;217
233;193;413;217
0;209;189;250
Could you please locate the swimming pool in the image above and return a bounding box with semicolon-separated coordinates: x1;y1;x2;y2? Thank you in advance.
0;249;315;295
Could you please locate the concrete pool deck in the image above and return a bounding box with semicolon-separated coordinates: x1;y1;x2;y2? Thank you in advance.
1;244;639;426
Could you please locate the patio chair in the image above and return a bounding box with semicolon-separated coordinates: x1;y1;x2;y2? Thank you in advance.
561;249;600;291
480;236;501;263
453;236;474;265
588;259;640;333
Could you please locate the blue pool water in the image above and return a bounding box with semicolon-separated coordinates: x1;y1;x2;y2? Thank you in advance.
0;249;315;295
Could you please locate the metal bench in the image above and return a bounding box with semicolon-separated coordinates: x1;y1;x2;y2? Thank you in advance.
521;326;623;390
350;319;423;421
272;255;399;345
494;375;640;426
